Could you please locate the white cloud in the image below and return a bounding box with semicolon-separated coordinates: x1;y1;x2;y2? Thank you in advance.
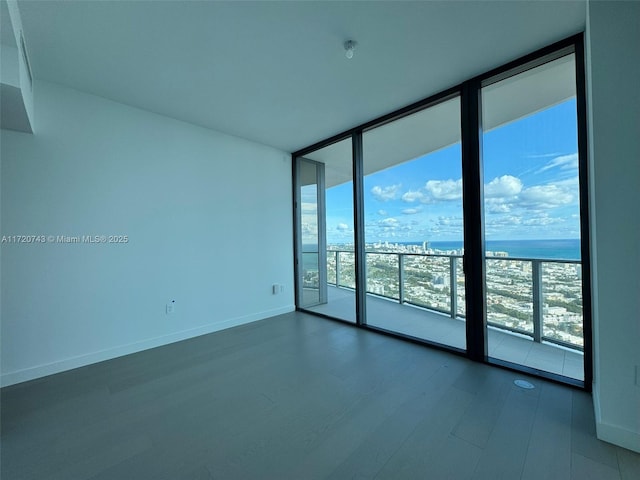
522;214;564;226
401;179;462;204
425;179;463;201
401;190;424;203
481;176;523;213
379;217;399;226
482;175;577;214
371;184;402;201
336;223;350;232
436;216;463;228
486;202;512;214
527;152;562;159
377;209;388;216
486;215;522;227
484;211;573;238
520;183;574;209
484;175;522;198
401;207;421;215
538;153;578;173
370;217;402;237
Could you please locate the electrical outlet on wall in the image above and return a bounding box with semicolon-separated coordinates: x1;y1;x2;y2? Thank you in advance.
166;300;176;314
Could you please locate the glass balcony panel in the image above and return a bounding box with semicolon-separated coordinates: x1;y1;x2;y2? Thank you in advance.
366;252;399;300
486;258;534;334
337;251;356;289
327;250;337;285
403;255;451;313
542;261;584;348
456;257;466;317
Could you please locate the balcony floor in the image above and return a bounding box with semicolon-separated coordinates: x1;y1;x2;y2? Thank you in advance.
304;286;583;381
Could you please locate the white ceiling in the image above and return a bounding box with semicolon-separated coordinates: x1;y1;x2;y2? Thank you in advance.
17;0;586;153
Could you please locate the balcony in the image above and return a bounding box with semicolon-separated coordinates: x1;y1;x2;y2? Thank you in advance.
302;249;584;381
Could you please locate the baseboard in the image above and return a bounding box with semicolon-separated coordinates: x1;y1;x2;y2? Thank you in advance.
593;385;640;452
0;305;295;388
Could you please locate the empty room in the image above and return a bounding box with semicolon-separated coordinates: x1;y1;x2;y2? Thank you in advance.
1;1;638;479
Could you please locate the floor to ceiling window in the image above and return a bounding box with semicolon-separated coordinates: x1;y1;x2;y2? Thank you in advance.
293;35;590;388
480;51;586;381
361;96;466;350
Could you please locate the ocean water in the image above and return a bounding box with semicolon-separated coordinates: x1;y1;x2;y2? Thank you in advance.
429;239;581;260
306;238;581;261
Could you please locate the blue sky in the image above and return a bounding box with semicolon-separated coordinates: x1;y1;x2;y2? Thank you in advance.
324;99;581;244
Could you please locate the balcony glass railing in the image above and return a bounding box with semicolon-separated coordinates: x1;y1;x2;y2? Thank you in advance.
321;250;583;351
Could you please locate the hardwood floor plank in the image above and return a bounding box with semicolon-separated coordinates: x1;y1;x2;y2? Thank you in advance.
50;434;153;480
451;366;513;448
617;447;640;480
521;382;573;480
570;452;622;480
373;384;479;479
571;390;620;468
325;362;471;480
470;384;540;480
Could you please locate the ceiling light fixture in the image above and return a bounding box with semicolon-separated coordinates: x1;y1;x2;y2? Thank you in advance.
344;40;357;59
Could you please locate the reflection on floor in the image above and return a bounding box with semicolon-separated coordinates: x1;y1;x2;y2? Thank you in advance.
305;286;583;381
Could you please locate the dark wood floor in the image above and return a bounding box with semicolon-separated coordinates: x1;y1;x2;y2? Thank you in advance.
1;312;638;479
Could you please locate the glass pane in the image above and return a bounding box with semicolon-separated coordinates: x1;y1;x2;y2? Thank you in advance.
297;138;356;323
403;255;451;313
482;53;584;380
486;259;533;334
366;253;399;300
336;251;356;290
456;258;466;318
299;160;320;307
362;97;465;350
541;261;583;348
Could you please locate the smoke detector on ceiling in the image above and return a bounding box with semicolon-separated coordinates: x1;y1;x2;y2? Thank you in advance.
344;40;357;59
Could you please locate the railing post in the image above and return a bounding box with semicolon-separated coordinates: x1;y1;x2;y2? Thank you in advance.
532;260;543;343
398;253;404;304
450;256;457;319
335;251;341;287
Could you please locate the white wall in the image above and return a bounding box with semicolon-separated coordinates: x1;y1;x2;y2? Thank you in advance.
1;80;294;386
586;1;640;452
0;45;19;87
